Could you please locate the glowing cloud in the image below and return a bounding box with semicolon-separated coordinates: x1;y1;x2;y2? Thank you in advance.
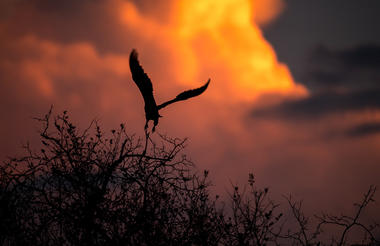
119;0;307;103
252;0;286;26
1;0;380;226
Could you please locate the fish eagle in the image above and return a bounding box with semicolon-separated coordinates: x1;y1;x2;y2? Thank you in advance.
129;49;210;132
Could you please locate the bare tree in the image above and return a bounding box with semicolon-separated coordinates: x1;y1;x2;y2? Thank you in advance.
316;185;379;245
281;186;379;246
0;109;221;245
221;173;284;246
0;110;379;245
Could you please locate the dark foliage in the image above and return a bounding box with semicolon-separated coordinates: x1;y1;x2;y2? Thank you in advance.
0;110;379;245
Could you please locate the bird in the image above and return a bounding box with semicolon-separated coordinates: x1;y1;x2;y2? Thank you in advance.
129;49;210;132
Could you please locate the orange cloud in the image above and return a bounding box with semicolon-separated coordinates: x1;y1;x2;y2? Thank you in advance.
2;0;379;225
252;0;286;26
118;0;307;103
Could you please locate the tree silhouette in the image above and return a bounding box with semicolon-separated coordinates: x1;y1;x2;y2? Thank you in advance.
0;110;379;245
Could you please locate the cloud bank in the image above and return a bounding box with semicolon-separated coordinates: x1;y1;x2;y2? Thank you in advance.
1;0;379;222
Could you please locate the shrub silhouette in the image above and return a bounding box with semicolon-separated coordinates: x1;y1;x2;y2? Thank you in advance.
0;110;379;245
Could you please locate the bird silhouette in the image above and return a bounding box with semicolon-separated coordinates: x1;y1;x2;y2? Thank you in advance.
129;49;210;132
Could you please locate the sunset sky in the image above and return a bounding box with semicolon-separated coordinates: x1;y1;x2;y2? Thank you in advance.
1;0;380;221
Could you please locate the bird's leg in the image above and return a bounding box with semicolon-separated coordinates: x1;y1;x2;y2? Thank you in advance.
144;120;148;130
152;118;158;133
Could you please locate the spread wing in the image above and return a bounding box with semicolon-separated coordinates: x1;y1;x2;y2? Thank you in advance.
129;49;154;103
158;79;210;110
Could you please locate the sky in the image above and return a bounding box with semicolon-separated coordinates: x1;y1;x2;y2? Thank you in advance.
1;0;380;226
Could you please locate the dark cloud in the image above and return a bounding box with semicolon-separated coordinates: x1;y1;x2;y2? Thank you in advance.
256;43;380;126
252;89;380;120
306;44;380;90
307;70;344;85
345;122;380;138
263;0;380;89
310;44;380;69
338;44;380;69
